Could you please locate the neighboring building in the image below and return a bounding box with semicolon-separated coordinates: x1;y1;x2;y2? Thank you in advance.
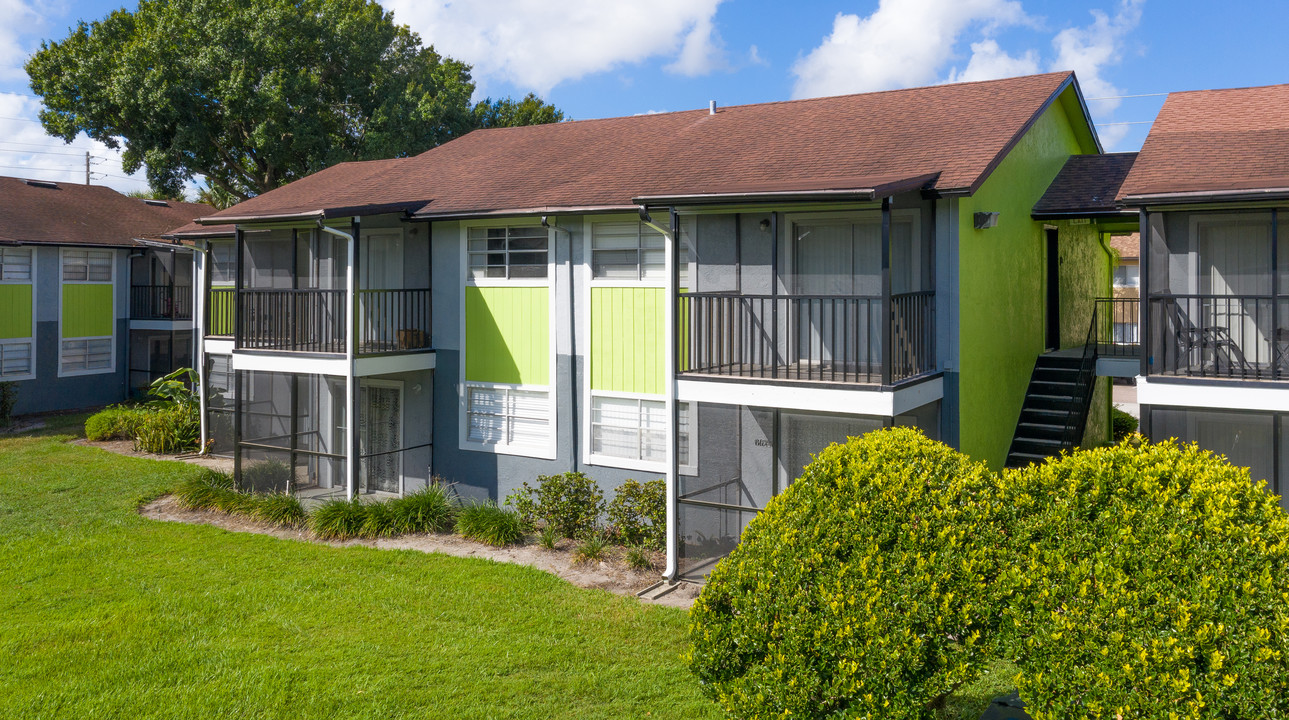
0;177;212;414
1119;83;1289;511
1110;233;1140;344
184;71;1121;580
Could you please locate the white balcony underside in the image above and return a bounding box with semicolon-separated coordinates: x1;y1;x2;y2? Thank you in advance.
1139;377;1289;412
229;349;435;377
675;375;942;417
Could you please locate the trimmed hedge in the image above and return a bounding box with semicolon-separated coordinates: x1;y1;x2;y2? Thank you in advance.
85;405;147;441
1002;439;1289;719
507;471;604;539
606;478;665;550
687;427;1008;719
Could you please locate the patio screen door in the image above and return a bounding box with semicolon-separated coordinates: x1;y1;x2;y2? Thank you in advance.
359;382;402;494
791;219;880;372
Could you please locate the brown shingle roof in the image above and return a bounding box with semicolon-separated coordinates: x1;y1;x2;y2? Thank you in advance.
1032;153;1137;217
1119;83;1289;203
1110;233;1139;260
162;220;236;239
0;176;213;247
202;72;1091;223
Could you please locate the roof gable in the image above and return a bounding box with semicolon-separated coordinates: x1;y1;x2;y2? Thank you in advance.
203;72;1095;223
1119;83;1289;202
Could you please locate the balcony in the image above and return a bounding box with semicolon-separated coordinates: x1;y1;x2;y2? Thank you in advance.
229;288;432;355
131;285;192;321
1148;294;1289;381
679;290;935;385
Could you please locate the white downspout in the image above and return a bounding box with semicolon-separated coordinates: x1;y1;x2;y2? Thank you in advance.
192;241;209;453
640;207;679;582
321;223;356;499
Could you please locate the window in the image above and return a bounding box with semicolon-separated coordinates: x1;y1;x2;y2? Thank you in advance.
0;340;32;378
467;226;548;280
590;396;691;467
210;240;236;285
61;338;113;373
0;248;32;282
1113;264;1139;288
591;221;666;281
466;385;551;451
62;249;113;282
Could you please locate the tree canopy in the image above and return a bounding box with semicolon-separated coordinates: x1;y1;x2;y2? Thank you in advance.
26;0;564;201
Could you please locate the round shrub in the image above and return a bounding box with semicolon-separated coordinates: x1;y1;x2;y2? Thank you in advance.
1111;406;1138;441
85;405;146;441
506;471;603;539
1001;438;1289;719
687;427;1009;719
607;478;665;550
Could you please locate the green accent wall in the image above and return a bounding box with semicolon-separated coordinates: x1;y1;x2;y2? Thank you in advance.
0;285;32;339
590;287;665;394
61;284;114;338
464;286;549;385
957;89;1107;469
208;289;236;336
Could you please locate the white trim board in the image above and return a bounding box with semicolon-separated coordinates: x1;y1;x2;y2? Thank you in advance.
675;376;943;417
1138;378;1289;413
230;351;435;377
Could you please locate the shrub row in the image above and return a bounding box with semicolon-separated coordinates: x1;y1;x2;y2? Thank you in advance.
507;472;665;549
687;428;1289;720
174;469;307;525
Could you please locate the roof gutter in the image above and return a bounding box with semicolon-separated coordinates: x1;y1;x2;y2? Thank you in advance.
1120;187;1289;206
634;189;880;205
1030;210;1138;221
409;205;639;221
196;210;326;225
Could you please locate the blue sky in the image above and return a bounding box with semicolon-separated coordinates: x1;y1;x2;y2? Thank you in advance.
0;0;1285;193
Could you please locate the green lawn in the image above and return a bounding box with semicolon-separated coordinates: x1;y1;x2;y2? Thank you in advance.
0;417;720;720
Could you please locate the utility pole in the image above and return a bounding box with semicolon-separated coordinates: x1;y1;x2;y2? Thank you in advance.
84;151;90;185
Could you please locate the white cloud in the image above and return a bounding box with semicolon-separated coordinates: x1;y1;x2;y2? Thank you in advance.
0;93;150;194
385;0;728;95
791;0;1031;98
0;0;42;81
747;45;768;67
947;39;1039;83
1050;0;1144;116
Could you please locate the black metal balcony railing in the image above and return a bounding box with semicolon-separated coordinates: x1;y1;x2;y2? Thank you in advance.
679;291;935;385
131;285;192;320
1094;297;1141;357
231;288;431;355
207;287;236;336
1148;294;1289;380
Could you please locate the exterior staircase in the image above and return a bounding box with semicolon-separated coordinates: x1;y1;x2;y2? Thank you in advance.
1005;350;1097;469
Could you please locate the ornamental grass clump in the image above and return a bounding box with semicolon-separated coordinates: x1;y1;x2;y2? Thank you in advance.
385;483;457;534
251;492;306;527
456;502;524;547
309;498;369;541
1000;438;1289;720
687;427;1009;720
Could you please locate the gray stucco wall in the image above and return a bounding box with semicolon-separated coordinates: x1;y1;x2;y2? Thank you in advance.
12;246;131;415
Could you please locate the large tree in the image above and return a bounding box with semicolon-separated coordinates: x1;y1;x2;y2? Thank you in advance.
26;0;563;201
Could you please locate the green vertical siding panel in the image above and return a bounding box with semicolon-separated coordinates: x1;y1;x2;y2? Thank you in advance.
464;286;549;384
0;285;32;339
957;90;1108;469
590;286;665;394
208;289;236;336
62;284;114;338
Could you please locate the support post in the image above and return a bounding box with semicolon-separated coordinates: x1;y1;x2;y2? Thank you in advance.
770;212;779;379
881;197;892;386
195;243;208;452
664;206;680;582
1139;209;1149;378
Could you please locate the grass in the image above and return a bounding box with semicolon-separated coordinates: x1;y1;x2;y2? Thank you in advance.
0;418;719;719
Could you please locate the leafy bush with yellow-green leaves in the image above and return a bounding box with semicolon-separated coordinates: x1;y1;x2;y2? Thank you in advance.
687;427;1010;719
1001;439;1289;720
688;431;1289;720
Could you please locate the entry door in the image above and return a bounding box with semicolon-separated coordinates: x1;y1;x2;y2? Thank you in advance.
359;381;403;494
359;230;404;350
791;219;880;370
1046;229;1060;350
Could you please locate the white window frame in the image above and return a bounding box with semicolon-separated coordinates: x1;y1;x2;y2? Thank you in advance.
58;247;117;378
584;390;696;474
464;223;551;285
209;239;236;287
0;248;36;381
59;336;115;376
586;215;694;288
459;381;556;459
0;247;33;283
589;219;668;284
1113;263;1140;289
61;248;114;283
0;339;34;381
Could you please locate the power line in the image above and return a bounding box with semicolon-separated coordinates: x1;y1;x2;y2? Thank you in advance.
0;163;82;173
0;146;91;158
0;115;44;123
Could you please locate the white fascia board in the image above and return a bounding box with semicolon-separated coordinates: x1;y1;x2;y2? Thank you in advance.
355;352;435;376
1138;377;1289;412
204;338;234;355
232;352;348;376
675;376;942;417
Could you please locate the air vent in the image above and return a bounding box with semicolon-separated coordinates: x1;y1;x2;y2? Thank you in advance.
22;179;59;189
142;199;169;207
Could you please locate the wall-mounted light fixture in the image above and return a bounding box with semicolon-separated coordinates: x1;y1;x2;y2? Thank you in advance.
759;218;771;232
973;211;1000;230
